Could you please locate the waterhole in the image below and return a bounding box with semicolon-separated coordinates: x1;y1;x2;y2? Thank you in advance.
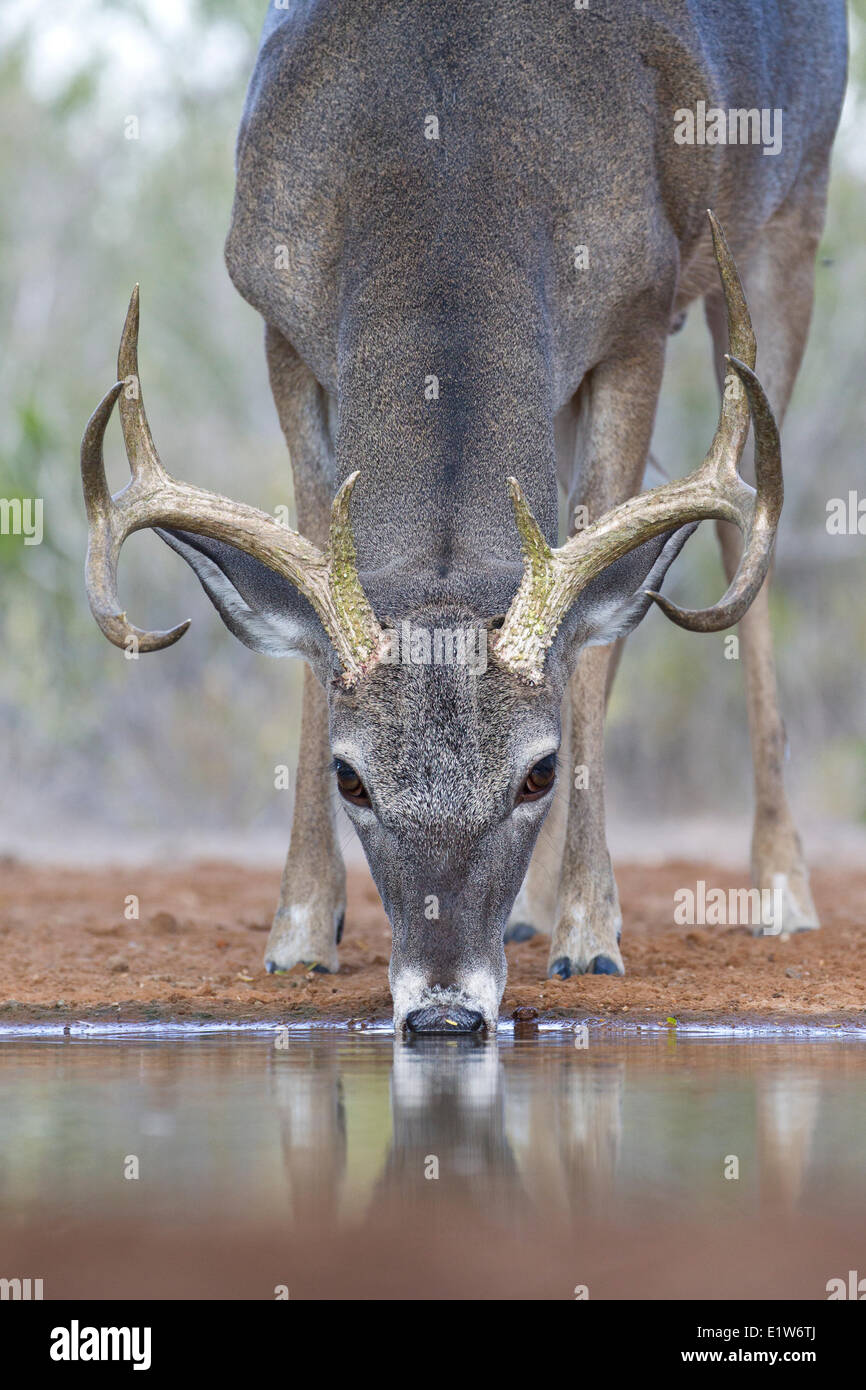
1;1029;864;1298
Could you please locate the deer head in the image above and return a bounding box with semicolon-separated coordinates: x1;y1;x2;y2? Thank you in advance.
81;213;781;1031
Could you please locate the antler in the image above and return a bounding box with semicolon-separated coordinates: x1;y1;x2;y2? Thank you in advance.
492;211;782;683
81;287;383;682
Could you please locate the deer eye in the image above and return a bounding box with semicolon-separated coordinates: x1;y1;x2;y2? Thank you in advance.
517;753;556;804
334;758;371;807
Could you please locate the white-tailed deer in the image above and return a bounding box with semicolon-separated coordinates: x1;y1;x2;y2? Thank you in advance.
81;1;846;1031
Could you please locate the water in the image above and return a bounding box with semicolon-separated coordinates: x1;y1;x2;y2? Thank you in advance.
1;1029;864;1298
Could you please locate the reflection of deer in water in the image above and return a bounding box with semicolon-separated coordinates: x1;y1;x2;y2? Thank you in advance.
267;1039;628;1225
267;1041;822;1226
268;1043;349;1223
372;1039;526;1224
756;1068;820;1213
506;1056;626;1216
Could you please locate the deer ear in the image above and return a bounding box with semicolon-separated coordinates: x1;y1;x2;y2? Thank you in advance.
557;523;698;671
155;527;336;676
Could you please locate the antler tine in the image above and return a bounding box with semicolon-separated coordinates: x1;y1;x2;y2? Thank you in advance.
329;470;388;662
81;293;383;678
640;211;779;630
492;210;783;683
704;208;754;477
117;285;166;485
707;210;755;371
645;352;782;630
80;379;191;652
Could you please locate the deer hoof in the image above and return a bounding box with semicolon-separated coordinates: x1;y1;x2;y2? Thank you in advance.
505;921;537;943
265;959;332;974
549;956;573;979
263;904;341;975
589;954;623;975
548;952;625;978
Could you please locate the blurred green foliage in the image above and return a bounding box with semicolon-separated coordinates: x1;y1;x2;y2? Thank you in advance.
0;0;863;844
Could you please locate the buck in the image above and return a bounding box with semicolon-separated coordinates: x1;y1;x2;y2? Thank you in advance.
81;1;846;1032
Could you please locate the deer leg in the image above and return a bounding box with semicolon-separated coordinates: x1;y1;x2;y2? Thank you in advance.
550;644;625;977
262;325;346;973
549;343;668;977
705;199;822;932
505;397;584;943
713;532;818;931
504;440;647;948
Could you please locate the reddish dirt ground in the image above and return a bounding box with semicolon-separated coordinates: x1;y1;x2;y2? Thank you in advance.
0;858;864;1029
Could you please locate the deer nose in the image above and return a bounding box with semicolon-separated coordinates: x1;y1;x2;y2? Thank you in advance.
404;1005;485;1034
